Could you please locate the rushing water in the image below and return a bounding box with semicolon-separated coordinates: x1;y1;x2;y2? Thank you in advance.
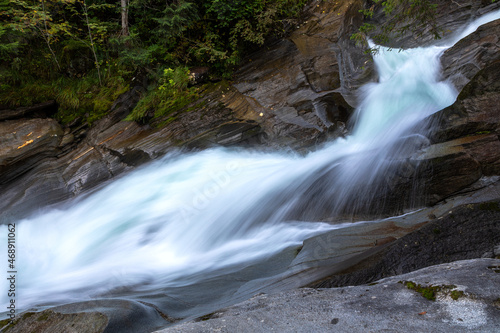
2;10;500;315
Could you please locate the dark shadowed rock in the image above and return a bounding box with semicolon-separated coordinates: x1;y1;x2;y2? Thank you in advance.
312;199;500;287
0;100;58;121
189;67;210;86
184;120;262;149
412;141;482;205
428;60;500;143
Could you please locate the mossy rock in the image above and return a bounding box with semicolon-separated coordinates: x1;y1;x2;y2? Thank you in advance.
399;281;465;301
479;202;500;212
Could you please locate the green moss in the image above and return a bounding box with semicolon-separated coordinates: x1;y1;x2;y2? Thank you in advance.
450;290;464;300
156;115;179;128
401;281;439;301
21;312;35;320
198;312;216;321
479;202;500;212
126;85;199;124
294;245;303;257
36;311;52;321
466;130;492;137
432;228;441;235
0;318;13;328
400;281;463;301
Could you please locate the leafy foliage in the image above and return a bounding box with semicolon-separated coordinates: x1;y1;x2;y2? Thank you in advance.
0;0;310;126
126;67;198;123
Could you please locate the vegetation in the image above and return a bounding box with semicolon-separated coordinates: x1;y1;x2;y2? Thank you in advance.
0;0;309;125
125;66;199;123
479;201;500;211
400;281;465;301
1;0;475;125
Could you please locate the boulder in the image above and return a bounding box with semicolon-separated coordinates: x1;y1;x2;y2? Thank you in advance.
155;259;500;333
2;299;169;333
412;140;482;205
428;60;500;143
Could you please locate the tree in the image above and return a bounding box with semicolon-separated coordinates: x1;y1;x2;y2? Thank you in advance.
120;0;128;36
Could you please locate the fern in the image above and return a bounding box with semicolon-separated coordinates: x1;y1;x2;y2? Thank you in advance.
152;1;199;41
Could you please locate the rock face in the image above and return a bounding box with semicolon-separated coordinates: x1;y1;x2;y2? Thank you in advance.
411;55;500;206
0;118;63;184
431;59;500;143
441;18;500;93
156;259;500;333
234;0;371;148
311;199;500;288
368;0;500;49
363;18;500;212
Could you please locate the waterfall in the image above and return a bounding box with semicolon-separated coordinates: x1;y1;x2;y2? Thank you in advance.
2;11;499;315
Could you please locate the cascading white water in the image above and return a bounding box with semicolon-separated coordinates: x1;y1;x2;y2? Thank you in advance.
2;10;500;315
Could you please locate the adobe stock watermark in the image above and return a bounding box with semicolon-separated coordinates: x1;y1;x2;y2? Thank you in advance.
5;222;17;325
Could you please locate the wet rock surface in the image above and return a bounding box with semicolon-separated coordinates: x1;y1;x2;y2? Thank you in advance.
312;198;500;288
156;259;500;333
1;299;169;333
441;18;500;92
0;118;63;185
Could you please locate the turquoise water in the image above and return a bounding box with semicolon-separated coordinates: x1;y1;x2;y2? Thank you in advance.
1;10;499;314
